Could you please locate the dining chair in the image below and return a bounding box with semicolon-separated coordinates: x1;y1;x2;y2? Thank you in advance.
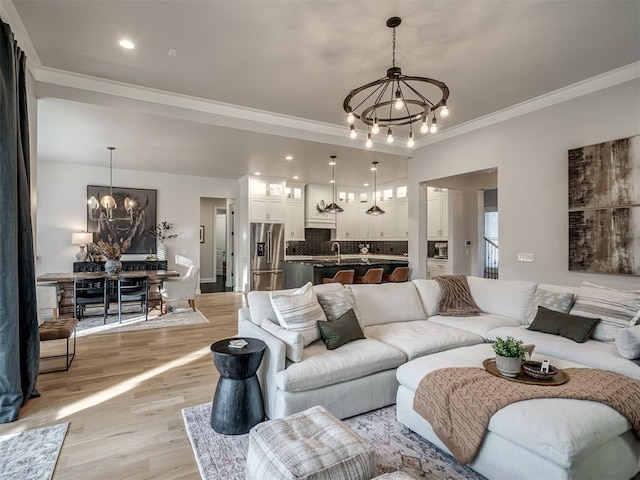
354;268;384;284
117;274;150;323
382;266;410;283
322;270;355;285
73;274;109;323
160;265;200;312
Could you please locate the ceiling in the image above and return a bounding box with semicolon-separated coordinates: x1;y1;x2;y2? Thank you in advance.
7;0;640;185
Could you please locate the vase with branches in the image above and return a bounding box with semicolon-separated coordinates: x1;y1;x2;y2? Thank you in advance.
146;221;180;244
92;235;131;274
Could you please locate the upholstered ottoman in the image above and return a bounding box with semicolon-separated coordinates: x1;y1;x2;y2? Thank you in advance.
396;344;640;480
246;405;375;480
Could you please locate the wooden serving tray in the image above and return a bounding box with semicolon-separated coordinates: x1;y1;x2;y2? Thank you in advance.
483;358;567;386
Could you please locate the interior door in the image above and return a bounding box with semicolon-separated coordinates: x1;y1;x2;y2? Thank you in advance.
215;209;226;277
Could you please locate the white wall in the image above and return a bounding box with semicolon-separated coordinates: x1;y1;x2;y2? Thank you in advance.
409;78;640;290
36;161;237;275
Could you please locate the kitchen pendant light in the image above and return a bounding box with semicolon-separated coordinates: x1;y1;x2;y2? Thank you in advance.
324;155;344;214
366;161;385;215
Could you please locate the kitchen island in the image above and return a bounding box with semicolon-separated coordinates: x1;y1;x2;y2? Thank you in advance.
284;256;409;288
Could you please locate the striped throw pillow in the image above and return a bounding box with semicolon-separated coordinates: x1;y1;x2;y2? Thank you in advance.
569;282;640;342
270;283;326;346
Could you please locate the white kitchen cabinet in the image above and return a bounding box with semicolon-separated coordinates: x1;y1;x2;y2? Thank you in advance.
285;181;306;241
357;205;370;239
285;202;305;240
427;259;450;278
395;199;409;238
243;176;286;223
334;204;358;240
427;189;448;240
250;197;285;222
305;184;336;228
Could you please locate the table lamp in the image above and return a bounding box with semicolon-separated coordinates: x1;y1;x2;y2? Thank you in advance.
71;232;93;262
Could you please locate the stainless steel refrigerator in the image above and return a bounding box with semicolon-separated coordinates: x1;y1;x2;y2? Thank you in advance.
250;222;285;291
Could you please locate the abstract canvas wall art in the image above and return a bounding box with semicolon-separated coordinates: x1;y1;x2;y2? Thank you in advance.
568;135;640;275
87;185;157;254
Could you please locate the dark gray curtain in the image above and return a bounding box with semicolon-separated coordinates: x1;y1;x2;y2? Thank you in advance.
0;18;39;423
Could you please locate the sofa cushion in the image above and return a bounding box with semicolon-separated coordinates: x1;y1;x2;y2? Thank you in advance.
270;283;327;346
569;282;640;342
466;276;537;323
364;321;483;361
349;283;426;327
616;324;640;360
523;288;575;325
275;338;405;392
261;319;304;363
317;287;361;323
528;306;599;343
487;326;640;379
318;309;366;350
248;283;343;326
412;279;441;317
429;313;521;340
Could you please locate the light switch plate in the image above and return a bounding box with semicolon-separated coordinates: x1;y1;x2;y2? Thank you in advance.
517;252;534;262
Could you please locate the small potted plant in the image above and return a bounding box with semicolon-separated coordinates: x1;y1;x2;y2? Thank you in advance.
146;221;180;261
491;336;526;377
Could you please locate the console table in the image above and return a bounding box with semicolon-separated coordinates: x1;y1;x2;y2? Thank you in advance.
37;269;179;316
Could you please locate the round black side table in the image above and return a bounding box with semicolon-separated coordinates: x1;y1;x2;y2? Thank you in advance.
210;337;266;435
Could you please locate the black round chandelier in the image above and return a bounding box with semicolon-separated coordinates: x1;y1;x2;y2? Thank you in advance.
343;17;450;148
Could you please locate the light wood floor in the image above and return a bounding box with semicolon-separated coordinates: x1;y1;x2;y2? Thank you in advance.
0;292;246;479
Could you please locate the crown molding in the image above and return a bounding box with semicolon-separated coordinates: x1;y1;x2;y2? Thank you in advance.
34;66;412;157
414;61;640;149
0;0;42;68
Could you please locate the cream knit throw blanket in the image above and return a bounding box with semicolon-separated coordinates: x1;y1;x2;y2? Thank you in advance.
414;367;640;465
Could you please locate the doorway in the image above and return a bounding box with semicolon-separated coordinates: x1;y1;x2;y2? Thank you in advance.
200;197;234;293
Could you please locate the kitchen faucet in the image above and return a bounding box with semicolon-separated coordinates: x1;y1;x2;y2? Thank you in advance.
331;242;341;262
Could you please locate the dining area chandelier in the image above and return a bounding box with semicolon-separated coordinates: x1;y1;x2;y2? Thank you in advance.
87;146;138;223
343;17;450;149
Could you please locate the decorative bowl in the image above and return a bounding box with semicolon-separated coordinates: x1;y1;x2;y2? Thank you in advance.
522;360;558;380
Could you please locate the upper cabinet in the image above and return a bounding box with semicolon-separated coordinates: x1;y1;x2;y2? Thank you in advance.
285;182;306;241
427;187;448;240
305;184;336;228
240;176;286;223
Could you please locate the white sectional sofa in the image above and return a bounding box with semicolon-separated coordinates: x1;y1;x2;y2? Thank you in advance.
237;276;640;479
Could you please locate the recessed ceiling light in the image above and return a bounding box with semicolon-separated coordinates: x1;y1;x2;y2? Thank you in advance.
119;39;135;49
363;183;369;187
285;155;293;160
167;49;177;57
293;176;299;180
254;172;261;176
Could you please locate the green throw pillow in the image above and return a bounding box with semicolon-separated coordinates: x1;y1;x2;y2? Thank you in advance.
318;308;365;350
528;306;600;343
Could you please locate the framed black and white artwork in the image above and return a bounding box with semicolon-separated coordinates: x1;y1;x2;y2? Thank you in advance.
568;135;640;275
87;185;157;254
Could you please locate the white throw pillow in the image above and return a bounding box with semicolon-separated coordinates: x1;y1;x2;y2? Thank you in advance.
270;282;326;346
569;282;640;342
523;288;575;325
261;319;304;363
616;324;640;360
317;287;362;324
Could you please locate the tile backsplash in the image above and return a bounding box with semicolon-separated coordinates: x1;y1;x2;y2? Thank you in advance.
286;228;408;256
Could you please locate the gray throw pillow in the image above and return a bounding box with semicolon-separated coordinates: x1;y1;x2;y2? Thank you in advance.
528;306;599;343
317;308;365;350
615;325;640;360
569;282;640;342
524;288;575;325
317;287;362;324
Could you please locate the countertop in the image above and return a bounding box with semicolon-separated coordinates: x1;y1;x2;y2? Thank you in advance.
285;254;409;267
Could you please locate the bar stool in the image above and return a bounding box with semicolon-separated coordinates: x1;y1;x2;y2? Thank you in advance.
382;266;410;283
354;268;384;284
322;270;355;285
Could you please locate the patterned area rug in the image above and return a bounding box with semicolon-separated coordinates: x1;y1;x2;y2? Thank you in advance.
182;403;486;480
0;422;68;480
74;301;208;336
